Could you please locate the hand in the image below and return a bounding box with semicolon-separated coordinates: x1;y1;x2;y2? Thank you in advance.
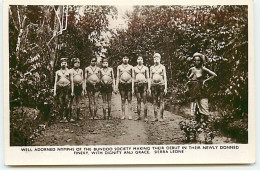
164;88;167;95
54;92;56;97
71;92;74;97
132;88;135;95
113;87;117;94
81;90;85;96
202;80;207;88
147;89;151;95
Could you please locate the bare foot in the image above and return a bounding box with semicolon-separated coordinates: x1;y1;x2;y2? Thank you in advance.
151;118;158;122
70;119;75;122
77;117;83;121
134;116;141;121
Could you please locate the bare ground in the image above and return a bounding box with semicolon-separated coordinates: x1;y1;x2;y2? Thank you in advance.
33;94;234;146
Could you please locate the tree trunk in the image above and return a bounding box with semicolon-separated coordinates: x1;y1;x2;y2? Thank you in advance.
50;5;63;84
15;6;27;67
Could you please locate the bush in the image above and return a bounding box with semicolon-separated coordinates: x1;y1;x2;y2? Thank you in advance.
179;119;217;143
212;111;248;143
10;107;46;146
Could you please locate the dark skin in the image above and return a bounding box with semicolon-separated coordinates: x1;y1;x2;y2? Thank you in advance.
100;61;116;119
53;61;74;122
70;60;84;120
132;56;150;121
186;55;217;120
187;56;217;87
149;54;167;122
84;58;100;119
116;57;133;120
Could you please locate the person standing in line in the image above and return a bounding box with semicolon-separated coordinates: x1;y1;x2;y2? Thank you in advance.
84;57;101;120
54;58;74;123
132;56;150;121
70;58;84;121
149;53;167;122
116;56;134;120
186;52;217;123
99;58;116;120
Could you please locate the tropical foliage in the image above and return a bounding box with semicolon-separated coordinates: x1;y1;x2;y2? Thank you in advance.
9;5;248;145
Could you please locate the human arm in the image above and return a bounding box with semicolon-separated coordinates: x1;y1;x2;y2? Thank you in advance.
132;67;135;94
202;67;217;86
97;67;101;80
70;70;74;96
187;68;194;80
186;68;193;86
53;71;58;96
148;67;152;93
81;69;84;95
115;66;120;91
111;68;116;92
146;67;151;94
163;65;167;94
84;68;88;94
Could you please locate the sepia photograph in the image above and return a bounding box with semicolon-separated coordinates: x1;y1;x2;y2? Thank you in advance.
3;0;255;165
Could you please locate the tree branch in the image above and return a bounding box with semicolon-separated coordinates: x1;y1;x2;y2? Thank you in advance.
16;5;21;28
9;8;19;31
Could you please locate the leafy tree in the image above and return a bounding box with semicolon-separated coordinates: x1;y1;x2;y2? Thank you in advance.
108;5;248;120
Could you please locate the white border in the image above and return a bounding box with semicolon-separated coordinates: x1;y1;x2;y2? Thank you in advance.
3;0;255;165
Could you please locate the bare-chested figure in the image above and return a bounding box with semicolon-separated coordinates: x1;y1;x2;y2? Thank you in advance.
187;52;217;123
149;53;167;122
70;58;84;121
116;56;133;120
54;58;74;123
99;58;116;120
132;56;150;121
84;57;101;120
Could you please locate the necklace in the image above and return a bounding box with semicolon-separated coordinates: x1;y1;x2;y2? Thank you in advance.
154;64;161;71
90;66;97;73
103;68;108;73
122;64;128;69
137;65;143;71
74;68;80;74
61;69;66;75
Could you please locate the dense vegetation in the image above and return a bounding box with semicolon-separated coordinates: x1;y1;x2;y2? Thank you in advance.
108;5;248;143
9;5;248;145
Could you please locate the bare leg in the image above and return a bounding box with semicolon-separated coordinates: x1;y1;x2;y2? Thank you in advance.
58;92;64;121
94;91;100;119
120;90;126;119
159;92;165;122
152;92;158;122
70;94;74;120
127;90;133;120
65;90;71;122
142;90;148;121
88;91;94;119
75;94;81;120
107;92;112;119
135;92;141;120
101;92;107;119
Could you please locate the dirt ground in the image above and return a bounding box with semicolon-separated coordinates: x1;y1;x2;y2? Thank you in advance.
33;94;234;146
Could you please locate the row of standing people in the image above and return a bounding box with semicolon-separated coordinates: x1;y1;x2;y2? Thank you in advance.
53;53;167;123
53;52;217;124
